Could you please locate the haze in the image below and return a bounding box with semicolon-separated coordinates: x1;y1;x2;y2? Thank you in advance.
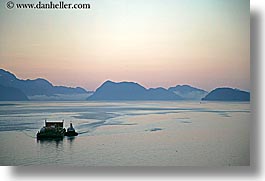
0;0;250;91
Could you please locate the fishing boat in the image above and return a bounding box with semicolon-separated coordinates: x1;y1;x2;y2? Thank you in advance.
36;120;66;140
65;122;78;136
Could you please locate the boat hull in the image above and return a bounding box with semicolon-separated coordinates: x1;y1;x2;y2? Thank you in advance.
65;131;78;137
36;127;66;140
36;133;64;140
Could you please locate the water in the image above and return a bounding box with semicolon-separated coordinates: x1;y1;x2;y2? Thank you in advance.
0;101;250;166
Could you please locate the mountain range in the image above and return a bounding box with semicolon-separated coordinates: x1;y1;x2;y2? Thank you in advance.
0;68;250;101
87;81;250;101
0;69;92;101
87;80;183;100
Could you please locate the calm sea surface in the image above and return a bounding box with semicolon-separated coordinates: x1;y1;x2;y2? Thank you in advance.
0;101;250;166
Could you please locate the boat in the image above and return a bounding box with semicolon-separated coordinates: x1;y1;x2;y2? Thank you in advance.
36;120;66;140
65;122;78;136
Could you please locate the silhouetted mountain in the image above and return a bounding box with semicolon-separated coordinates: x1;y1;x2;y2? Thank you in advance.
0;69;90;96
0;85;29;101
87;80;182;100
168;85;208;100
202;88;250;101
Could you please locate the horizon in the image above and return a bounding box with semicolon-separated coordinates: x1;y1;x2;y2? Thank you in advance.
0;0;250;92
0;68;250;92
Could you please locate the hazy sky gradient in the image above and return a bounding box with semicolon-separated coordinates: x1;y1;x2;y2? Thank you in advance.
0;0;250;91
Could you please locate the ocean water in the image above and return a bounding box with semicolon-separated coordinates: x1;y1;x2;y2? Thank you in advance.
0;101;250;166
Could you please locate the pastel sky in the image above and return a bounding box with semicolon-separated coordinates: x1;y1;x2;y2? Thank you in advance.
0;0;250;91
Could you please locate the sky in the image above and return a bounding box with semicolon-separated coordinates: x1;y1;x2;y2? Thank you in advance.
0;0;250;91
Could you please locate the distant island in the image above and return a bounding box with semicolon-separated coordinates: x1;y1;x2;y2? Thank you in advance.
202;88;250;101
0;68;250;102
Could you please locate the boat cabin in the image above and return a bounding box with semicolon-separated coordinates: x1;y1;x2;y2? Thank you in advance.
45;120;64;128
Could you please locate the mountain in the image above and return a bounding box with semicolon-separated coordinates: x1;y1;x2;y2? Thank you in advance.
0;69;90;97
202;88;250;101
1;69;250;102
168;85;208;100
0;85;29;101
87;80;182;100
